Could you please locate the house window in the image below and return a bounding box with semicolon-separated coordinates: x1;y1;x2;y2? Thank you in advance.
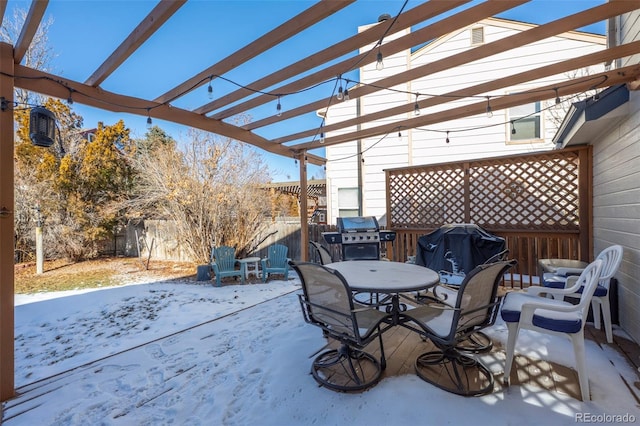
338;187;359;217
471;27;484;45
508;102;542;143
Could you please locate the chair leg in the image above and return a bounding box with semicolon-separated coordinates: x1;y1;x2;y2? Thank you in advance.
571;332;590;401
503;322;519;385
594;297;613;344
591;299;602;330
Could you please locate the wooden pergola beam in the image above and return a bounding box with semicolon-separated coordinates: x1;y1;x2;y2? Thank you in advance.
295;64;640;150
211;0;528;121
85;0;187;87
12;64;327;165
13;0;48;64
194;0;472;115
0;41;15;402
154;0;355;105
282;39;640;148
269;0;638;145
0;1;8;26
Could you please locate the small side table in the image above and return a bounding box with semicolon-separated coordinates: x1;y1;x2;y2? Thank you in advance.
538;258;589;284
239;257;261;281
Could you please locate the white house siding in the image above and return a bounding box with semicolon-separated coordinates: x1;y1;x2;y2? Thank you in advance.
591;90;640;344
592;10;640;344
324;17;605;223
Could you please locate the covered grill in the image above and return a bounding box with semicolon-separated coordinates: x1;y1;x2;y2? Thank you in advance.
415;224;505;283
323;216;395;261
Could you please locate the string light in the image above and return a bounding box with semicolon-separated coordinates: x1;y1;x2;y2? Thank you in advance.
554;88;561;105
336;77;344;101
343;86;350;101
146;108;152;128
320;131;325;144
207;77;213;100
511;121;517;135
67;88;74;105
413;94;421;116
485;96;493;118
445;131;450;144
276;96;282;117
376;50;384;71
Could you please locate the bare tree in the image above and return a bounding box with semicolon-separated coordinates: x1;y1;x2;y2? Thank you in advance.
129;127;273;263
0;7;55;106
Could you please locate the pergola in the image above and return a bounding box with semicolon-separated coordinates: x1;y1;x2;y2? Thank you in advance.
1;0;640;401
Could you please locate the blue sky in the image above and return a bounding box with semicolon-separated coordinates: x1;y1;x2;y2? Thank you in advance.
5;0;606;181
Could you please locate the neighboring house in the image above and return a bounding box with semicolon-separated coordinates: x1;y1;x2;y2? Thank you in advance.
554;12;640;344
324;17;606;222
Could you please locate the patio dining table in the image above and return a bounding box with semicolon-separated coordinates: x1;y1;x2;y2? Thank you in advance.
325;260;440;324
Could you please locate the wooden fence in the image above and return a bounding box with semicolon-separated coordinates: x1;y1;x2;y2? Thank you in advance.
101;147;591;289
386;146;592;287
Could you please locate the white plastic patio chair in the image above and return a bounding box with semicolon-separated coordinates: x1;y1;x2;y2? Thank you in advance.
541;245;623;343
500;258;604;401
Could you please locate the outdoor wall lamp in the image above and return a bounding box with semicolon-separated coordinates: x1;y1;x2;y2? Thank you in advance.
29;106;56;148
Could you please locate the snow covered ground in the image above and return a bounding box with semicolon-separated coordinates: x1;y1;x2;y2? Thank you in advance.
4;272;640;425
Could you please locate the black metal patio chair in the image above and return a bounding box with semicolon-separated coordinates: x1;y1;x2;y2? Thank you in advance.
291;261;392;392
402;260;516;396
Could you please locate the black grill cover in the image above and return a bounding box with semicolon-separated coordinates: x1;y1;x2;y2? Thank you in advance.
415;224;505;274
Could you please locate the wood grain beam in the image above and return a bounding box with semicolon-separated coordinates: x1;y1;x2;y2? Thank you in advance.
193;0;472;115
279;40;640;146
11;64;325;165
212;0;529;121
268;0;639;144
154;0;355;105
85;0;186;87
0;41;16;402
0;1;8;28
13;0;48;64
293;64;640;150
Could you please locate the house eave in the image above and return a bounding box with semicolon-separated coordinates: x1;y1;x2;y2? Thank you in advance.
553;84;630;149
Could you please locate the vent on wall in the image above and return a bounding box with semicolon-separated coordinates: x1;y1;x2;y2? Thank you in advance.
471;27;484;45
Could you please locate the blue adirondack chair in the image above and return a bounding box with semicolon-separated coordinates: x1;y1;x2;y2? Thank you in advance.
210;246;244;286
261;244;290;282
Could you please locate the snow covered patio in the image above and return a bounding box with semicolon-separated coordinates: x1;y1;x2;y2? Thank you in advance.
3;273;640;425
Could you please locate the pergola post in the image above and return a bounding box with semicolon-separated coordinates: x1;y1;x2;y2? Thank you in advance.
298;151;308;261
0;41;16;402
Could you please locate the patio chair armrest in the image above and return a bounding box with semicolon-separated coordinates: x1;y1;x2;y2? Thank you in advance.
527;275;580;296
519;299;577;324
555;267;584;276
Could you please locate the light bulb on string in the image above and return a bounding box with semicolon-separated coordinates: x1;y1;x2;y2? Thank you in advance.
413;94;421;116
320;131;325;144
511;121;517;135
67;89;74;105
376;51;384;71
343;87;350;101
146;108;152;129
276;96;282;117
554;88;561;105
445;131;450;144
336;77;344;101
207;77;213;100
485;96;493;118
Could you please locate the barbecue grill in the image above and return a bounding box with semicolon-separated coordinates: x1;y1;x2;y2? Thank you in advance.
415;224;505;284
323;216;395;261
